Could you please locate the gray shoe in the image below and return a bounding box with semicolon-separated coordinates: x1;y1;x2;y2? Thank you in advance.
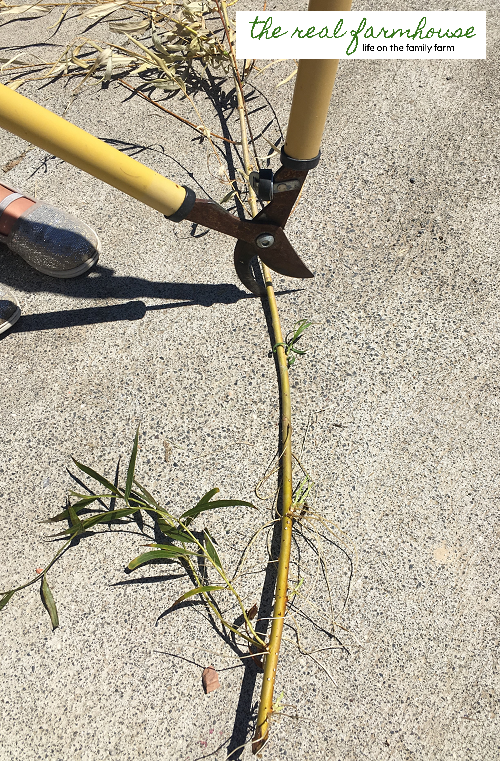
0;287;21;335
1;184;100;278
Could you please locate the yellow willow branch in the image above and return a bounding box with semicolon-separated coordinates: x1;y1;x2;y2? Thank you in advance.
252;261;293;753
217;2;295;748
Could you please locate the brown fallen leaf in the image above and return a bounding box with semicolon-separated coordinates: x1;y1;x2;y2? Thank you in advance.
202;665;220;694
247;603;258;620
2;149;30;173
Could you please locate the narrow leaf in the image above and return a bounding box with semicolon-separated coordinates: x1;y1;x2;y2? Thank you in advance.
0;4;50;16
133;479;161;509
80;0;128;20
72;458;121;497
5;80;25;91
44;499;95;523
0;590;15;611
68;502;83;534
157;525;195;543
172;584;225;607
149;78;182;91
125;426;140;502
204;531;222;569
109;19;150;33
127;548;195;571
41;575;59;630
218;189;236;205
181;498;254;525
0;54;30;67
81;508;139;530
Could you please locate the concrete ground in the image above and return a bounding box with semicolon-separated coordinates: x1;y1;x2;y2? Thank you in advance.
0;1;499;759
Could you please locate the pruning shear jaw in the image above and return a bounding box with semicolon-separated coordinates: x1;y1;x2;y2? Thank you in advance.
165;157;317;295
233;236;313;297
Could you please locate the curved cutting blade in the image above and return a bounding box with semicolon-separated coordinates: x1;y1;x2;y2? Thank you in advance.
234;231;313;295
234;240;265;296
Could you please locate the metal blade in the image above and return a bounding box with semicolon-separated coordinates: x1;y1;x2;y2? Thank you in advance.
234;240;265;296
234;236;313;296
186;198;313;284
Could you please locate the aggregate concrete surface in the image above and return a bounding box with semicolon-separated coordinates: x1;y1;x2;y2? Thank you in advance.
1;1;499;759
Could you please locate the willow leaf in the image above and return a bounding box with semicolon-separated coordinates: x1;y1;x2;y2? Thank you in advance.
127;548;195;571
72;458;121;497
41;575;59;630
172;584;225;607
81;508;139;530
125;426;140;503
0;590;15;611
80;0;128;20
181;498;254;525
204;531;222;569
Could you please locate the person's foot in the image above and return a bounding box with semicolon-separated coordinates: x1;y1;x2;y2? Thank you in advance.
0;184;100;278
0;286;21;335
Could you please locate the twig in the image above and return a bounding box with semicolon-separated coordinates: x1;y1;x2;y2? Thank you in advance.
118;78;238;144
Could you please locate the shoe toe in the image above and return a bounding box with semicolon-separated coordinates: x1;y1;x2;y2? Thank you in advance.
7;203;100;278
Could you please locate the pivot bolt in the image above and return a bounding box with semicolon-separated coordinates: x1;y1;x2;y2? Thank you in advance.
256;233;275;249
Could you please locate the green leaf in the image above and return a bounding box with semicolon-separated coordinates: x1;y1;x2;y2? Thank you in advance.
199;487;220;505
51;507;139;536
127;491;148;510
44;500;94;523
218;189;236;205
125;426;140;503
172;584;225;607
127;548;196;571
81;508;139;530
204;530;222;569
157;524;195;543
41;575;59;630
72;458;121;497
0;590;15;611
68;502;84;535
133;479;161;510
180;489;254;526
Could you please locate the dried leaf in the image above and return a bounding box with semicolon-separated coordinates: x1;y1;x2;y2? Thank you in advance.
5;79;26;90
0;4;50;16
261;134;281;155
183;0;209;12
130;62;154;75
0;54;29;69
247;603;258;620
2;150;29;172
149;78;181;91
152;26;171;56
80;0;128;20
202;665;220;693
277;68;297;88
109;18;150;33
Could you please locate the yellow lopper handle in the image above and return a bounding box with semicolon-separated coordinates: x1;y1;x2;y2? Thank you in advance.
0;83;187;217
284;0;353;162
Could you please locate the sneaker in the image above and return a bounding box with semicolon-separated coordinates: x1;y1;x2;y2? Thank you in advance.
0;286;21;335
0;183;100;278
